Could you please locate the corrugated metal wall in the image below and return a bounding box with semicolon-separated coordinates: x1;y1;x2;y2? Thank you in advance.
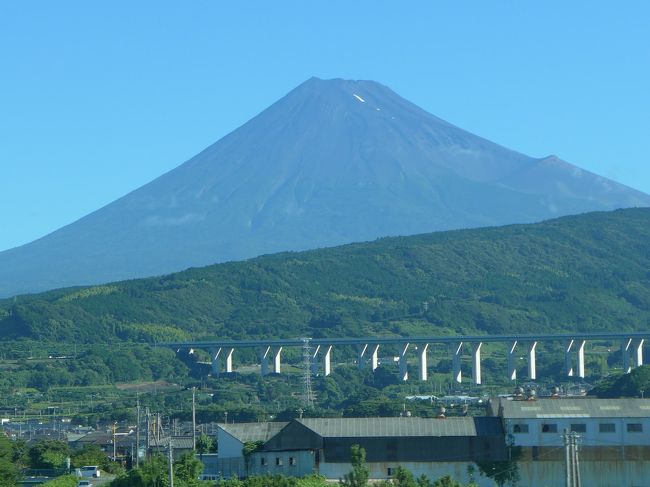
322;436;507;462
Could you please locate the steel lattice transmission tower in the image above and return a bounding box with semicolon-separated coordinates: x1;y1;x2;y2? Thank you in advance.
301;337;315;408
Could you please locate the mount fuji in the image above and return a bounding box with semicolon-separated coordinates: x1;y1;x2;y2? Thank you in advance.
1;77;648;297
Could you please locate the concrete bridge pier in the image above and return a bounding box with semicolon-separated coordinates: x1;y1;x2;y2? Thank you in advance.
418;344;429;381
211;348;222;376
577;340;586;378
357;344;368;370
622;339;633;374
452;342;463;383
619;338;643;372
472;342;482;385
311;345;333;376
259;347;271;376
273;347;282;373
324;345;332;376
222;348;234;373
565;340;575;377
635;339;644;367
528;342;537;380
399;343;409;381
371;345;380;370
311;345;320;376
507;341;518;381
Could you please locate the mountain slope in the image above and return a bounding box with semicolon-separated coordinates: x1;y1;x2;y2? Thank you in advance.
1;77;649;297
2;208;649;343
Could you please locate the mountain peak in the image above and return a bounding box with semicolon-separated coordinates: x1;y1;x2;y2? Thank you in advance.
290;76;394;102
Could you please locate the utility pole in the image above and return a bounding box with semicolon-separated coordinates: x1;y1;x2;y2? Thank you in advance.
146;408;152;452
564;429;571;487
563;429;581;487
136;395;141;467
572;431;581;487
192;387;196;450
167;437;174;487
112;422;118;461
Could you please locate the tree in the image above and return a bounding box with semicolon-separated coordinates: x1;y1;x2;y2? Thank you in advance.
11;438;29;470
196;433;214;459
71;444;109;469
475;460;519;487
215;477;244;487
0;433;20;487
242;441;264;475
28;439;70;469
591;365;650;398
174;453;205;487
110;454;169;487
431;476;462;487
392;467;417;487
340;444;369;487
416;473;432;487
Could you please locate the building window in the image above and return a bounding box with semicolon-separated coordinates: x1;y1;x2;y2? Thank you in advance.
541;423;558;433
387;467;394;477
513;423;529;433
260;458;267;466
289;457;296;466
276;457;283;466
627;423;643;433
599;423;616;433
570;423;586;433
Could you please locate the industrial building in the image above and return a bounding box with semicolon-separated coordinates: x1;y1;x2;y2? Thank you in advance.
207;397;650;486
491;397;650;448
214;416;506;484
489;397;650;486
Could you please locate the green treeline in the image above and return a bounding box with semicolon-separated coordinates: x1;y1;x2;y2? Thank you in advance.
1;208;649;346
0;436;124;487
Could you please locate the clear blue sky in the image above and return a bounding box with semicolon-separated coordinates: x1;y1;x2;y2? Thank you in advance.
1;1;649;252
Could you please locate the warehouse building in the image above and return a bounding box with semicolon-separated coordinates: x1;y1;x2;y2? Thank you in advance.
215;416;506;484
491;397;650;449
488;397;650;486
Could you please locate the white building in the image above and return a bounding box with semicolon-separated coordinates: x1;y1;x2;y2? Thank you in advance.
491;397;650;448
489;397;650;486
215;422;288;479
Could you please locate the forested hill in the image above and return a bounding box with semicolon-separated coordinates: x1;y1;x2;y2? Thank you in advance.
1;207;649;343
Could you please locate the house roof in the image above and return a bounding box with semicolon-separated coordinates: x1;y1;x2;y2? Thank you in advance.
72;430;137;447
219;422;289;443
295;416;502;438
71;431;114;445
495;398;650;419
